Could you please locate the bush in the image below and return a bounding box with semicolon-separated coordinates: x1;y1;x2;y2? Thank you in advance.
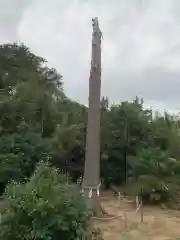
0;161;94;240
90;228;104;240
0;132;51;194
128;148;180;204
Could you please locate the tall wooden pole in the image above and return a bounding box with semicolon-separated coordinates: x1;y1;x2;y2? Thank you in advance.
82;18;102;197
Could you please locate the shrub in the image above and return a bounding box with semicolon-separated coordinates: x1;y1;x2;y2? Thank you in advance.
0;132;51;194
90;228;104;240
128;147;180;204
0;161;94;240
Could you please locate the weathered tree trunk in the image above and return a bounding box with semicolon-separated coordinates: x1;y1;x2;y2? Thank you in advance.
82;18;103;215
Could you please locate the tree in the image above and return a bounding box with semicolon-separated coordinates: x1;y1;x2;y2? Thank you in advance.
100;98;151;185
0;132;50;194
83;18;102;198
0;43;63;136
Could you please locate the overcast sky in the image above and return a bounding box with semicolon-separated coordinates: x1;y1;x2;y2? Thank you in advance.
1;0;180;113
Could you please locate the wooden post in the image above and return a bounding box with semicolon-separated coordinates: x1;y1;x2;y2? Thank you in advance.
118;192;121;208
140;201;143;223
124;211;127;229
136;195;139;211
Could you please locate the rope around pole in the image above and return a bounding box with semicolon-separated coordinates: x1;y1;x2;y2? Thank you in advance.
81;182;101;198
91;192;143;223
92;214;122;220
118;192;136;204
136;201;142;212
122;197;136;204
120;194;143;214
118;192;143;213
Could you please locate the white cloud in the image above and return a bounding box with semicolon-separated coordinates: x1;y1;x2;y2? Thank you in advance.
1;0;180;112
0;0;30;42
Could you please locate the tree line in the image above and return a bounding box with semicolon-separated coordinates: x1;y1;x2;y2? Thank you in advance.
1;43;180;204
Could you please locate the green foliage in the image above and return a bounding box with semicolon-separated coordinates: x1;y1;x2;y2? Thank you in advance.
128;147;180;202
0;162;93;240
90;228;104;240
1;42;180;207
0;132;51;194
0;43;63;136
100;98;151;185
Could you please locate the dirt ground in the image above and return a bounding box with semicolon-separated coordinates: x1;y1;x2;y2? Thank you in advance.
95;192;180;240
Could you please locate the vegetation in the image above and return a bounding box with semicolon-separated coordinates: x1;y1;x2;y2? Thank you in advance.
0;132;50;194
0;162;94;240
1;42;180;237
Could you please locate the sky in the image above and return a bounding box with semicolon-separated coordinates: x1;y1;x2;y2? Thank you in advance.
1;0;180;114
